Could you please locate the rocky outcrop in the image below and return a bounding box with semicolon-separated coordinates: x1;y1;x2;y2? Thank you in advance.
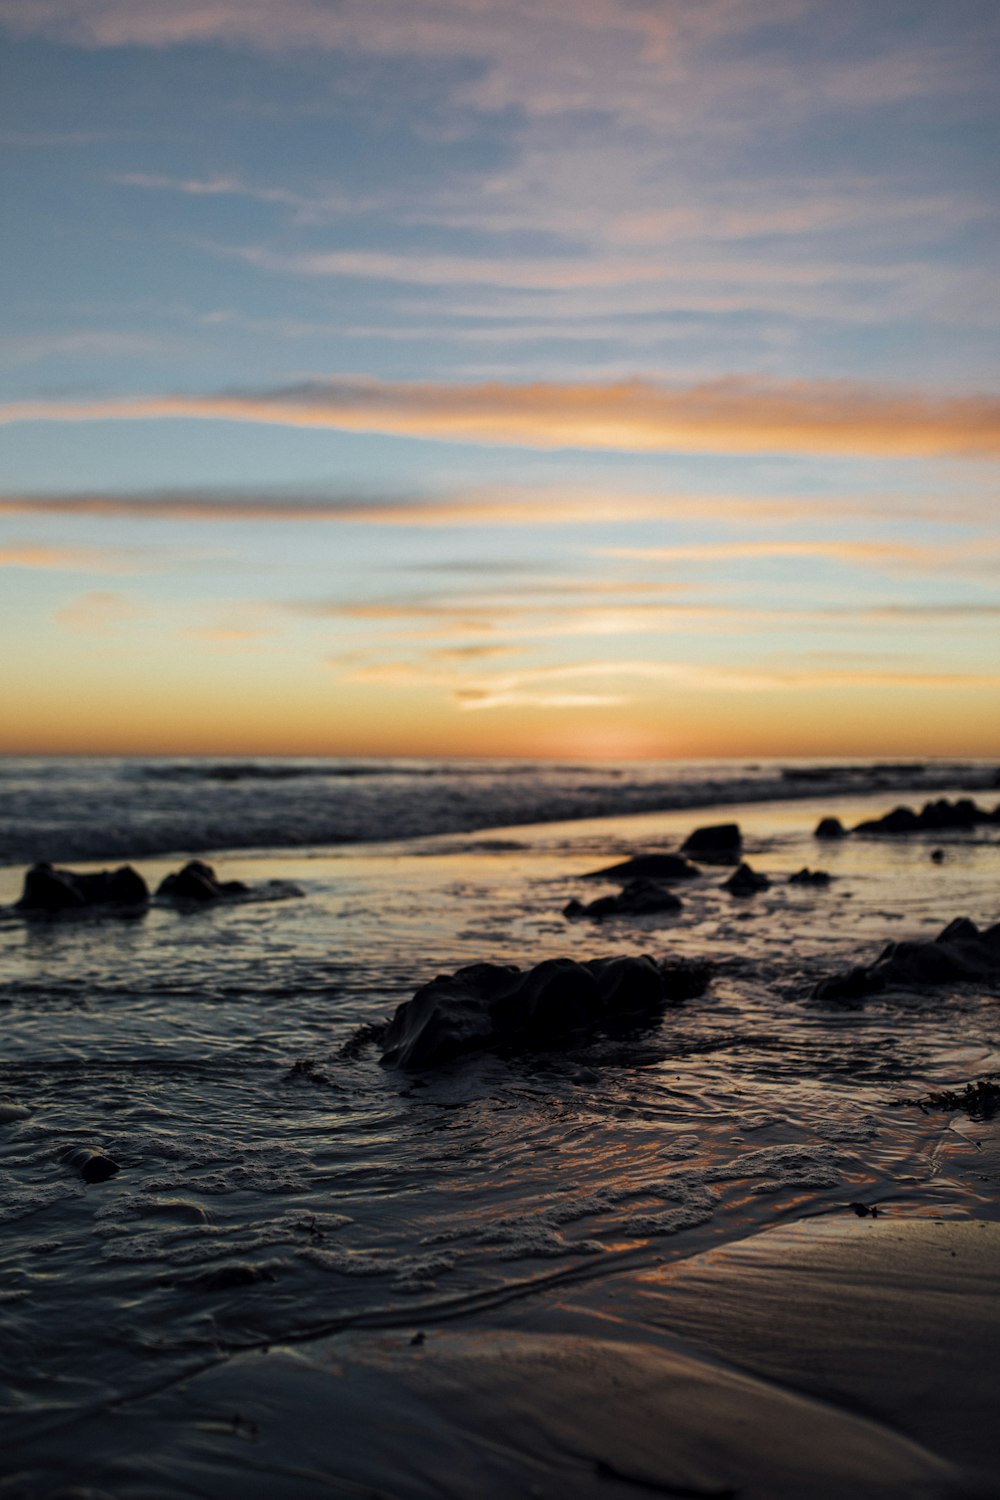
814;817;847;839
681;823;741;863
814;917;1000;1001
156;860;250;902
723;863;769;896
582;853;701;882
380;955;711;1071
788;868;832;886
564;879;683;921
15;862;149;914
854;799;999;835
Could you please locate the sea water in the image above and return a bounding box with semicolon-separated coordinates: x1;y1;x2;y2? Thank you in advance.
1;759;998;1494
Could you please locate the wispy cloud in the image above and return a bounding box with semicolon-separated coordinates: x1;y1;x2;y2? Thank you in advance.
0;484;843;527
113;171;374;221
595;539;982;574
0;542;137;571
2;374;998;458
336;651;1000;712
3;1;987;134
55;590;140;630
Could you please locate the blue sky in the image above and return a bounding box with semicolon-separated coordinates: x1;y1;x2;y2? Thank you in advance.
1;0;998;756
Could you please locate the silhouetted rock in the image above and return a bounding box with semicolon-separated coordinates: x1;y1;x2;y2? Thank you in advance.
15;861;149;914
681;823;742;863
564;879;683;921
582;853;701;882
854;799;998;836
156;860;249;902
380;954;711;1070
814;817;847;839
789;868;832;886
931;849;946;864
814;917;1000;1001
723;863;770;896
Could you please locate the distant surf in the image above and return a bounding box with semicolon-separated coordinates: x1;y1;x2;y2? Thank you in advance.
0;755;996;865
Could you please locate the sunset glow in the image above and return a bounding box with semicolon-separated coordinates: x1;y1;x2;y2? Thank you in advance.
1;0;998;757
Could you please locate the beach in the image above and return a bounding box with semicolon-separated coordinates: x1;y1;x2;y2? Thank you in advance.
1;759;999;1497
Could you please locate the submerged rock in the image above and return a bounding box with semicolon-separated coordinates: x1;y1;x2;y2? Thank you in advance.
681;823;741;863
854;798;998;835
15;862;149;915
564;879;683;921
814;817;847;839
380;954;711;1071
814;917;1000;1001
723;863;770;896
788;868;832;886
582;853;701;882
60;1145;120;1183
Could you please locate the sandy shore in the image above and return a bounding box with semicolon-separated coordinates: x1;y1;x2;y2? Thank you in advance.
9;1209;999;1498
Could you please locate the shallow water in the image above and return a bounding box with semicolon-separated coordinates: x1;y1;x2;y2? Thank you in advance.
1;783;999;1493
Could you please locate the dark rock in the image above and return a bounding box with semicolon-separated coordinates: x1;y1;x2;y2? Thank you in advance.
681;823;742;862
854;805;922;834
814;917;1000;1001
788;868;832;886
582;853;701;882
564;879;683;921
60;1145;120;1183
814;817;847;839
15;862;149;915
931;849;945;864
186;1262;276;1291
854;799;995;836
380;954;711;1071
156;860;250;902
723;863;770;896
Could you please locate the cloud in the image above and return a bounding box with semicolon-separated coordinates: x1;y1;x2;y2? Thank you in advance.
337;650;1000;712
2;374;998;458
2;1;985;135
595;539;970;573
0;542;136;571
0;484;845;527
55;590;140;630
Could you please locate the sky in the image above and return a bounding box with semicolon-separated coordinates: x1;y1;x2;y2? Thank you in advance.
1;0;998;760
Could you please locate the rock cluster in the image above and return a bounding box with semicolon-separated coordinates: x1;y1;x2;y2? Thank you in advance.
853;799;999;835
10;858;303;916
15;862;149;914
380;954;711;1070
814;917;1000;1001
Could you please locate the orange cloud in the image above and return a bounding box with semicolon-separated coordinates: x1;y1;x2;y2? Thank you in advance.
0;543;135;571
3;374;999;458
